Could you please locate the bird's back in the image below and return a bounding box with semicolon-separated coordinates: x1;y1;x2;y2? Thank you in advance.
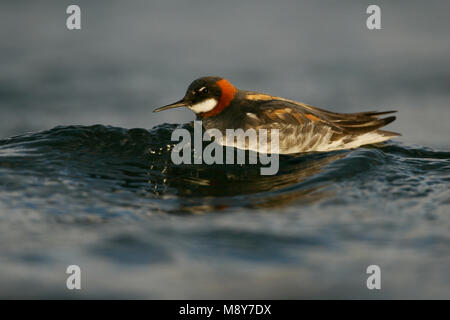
202;90;399;154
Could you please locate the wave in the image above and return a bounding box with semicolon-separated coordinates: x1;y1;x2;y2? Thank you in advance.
0;124;448;215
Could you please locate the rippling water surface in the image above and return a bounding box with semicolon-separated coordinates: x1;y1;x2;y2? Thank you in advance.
0;125;449;298
1;0;449;298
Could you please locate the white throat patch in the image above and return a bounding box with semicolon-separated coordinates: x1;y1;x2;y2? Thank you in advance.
190;98;217;114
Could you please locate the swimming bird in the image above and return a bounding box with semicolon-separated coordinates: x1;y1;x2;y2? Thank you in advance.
154;76;399;154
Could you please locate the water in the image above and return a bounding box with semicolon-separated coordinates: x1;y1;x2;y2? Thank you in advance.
0;124;449;298
0;0;449;298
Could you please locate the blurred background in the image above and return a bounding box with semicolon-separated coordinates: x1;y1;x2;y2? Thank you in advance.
1;0;449;147
0;0;449;299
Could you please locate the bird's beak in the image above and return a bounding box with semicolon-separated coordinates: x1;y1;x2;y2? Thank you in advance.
153;99;188;113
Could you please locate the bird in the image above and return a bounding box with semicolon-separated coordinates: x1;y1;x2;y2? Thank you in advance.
153;76;399;154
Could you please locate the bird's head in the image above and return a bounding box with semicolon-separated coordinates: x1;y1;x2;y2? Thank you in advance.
154;76;238;117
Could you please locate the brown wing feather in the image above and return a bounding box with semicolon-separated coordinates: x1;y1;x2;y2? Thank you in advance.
244;93;399;137
332;115;397;135
249;101;344;133
269;102;398;135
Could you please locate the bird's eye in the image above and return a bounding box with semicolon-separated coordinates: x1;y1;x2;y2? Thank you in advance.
197;87;208;95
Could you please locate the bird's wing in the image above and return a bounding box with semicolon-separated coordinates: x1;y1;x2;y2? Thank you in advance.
243;93;398;136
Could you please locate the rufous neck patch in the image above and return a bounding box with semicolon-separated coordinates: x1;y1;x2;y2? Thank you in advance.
200;79;237;117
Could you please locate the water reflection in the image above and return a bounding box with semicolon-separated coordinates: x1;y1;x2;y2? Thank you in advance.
149;150;346;213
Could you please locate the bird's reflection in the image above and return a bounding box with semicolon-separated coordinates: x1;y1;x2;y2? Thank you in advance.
147;150;347;214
